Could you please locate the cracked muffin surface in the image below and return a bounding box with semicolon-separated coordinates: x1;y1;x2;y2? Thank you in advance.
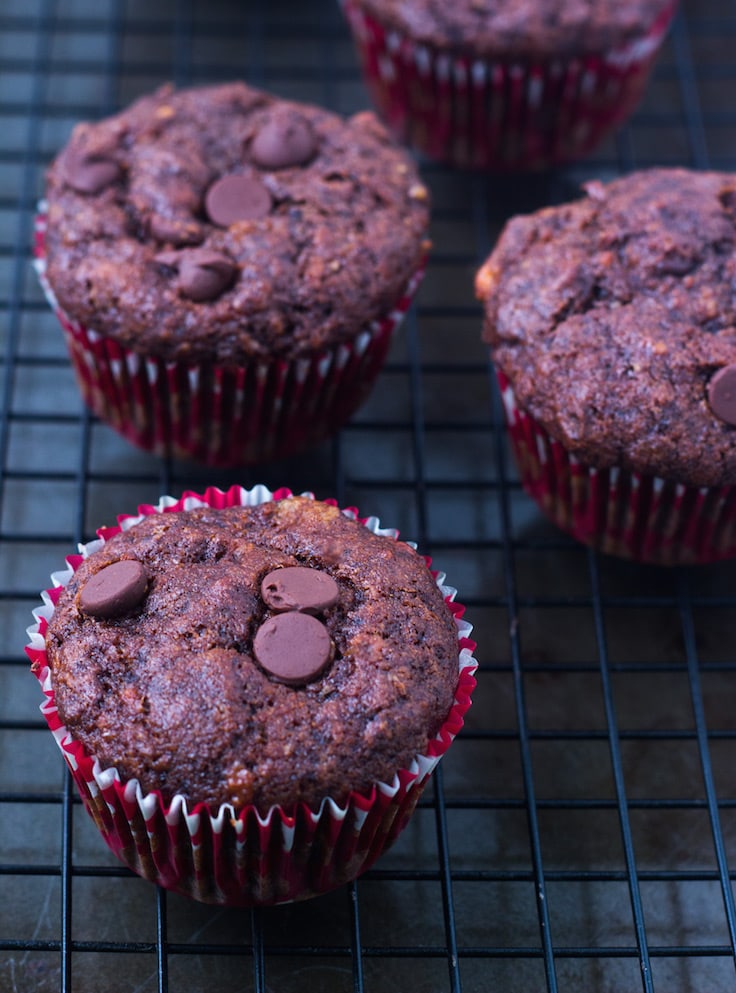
42;81;430;363
44;497;460;812
476;168;736;487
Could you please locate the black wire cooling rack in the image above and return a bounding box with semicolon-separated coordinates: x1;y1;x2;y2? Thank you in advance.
2;1;736;991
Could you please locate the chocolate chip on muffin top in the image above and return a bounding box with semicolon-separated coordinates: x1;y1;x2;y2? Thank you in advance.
78;559;148;619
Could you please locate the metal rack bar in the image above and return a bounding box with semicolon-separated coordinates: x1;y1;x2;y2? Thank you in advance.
587;552;653;992
493;385;559;993
678;575;736;972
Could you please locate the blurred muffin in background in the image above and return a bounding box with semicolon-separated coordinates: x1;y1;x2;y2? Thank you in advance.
339;0;677;171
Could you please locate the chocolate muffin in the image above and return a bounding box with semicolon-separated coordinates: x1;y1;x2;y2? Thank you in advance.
43;496;460;811
475;167;736;564
340;0;676;170
35;81;430;464
29;487;476;905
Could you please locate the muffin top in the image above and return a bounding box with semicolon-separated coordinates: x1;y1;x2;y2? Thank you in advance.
355;0;675;59
476;168;736;487
42;81;430;363
44;497;460;812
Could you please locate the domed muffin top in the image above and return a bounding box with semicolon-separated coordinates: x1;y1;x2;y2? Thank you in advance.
43;81;430;363
44;497;460;812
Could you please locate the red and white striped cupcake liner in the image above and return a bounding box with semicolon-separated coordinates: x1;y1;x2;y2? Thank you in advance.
340;0;677;171
497;370;736;566
34;211;426;467
26;484;478;906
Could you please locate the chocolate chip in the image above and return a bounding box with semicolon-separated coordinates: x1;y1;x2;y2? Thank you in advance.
253;611;334;686
708;364;736;426
154;250;181;270
79;560;148;619
205;173;272;226
154;248;236;301
61;146;122;195
178;249;237;301
261;566;339;615
250;113;318;170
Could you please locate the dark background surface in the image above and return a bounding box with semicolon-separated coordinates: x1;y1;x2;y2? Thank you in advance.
2;1;736;990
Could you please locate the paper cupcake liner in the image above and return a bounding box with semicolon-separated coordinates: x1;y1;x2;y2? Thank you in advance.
26;484;478;906
340;0;676;171
497;370;736;566
33;211;426;467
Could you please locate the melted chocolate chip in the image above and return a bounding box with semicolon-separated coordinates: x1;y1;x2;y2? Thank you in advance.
253;611;334;687
79;560;148;619
261;566;338;615
154;248;237;301
178;249;237;301
61;147;122;195
250;112;318;170
708;364;736;426
205;173;272;227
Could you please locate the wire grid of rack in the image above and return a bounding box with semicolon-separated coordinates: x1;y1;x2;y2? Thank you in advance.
2;1;736;991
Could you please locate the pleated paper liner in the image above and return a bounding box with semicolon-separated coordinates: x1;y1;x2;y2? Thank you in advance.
34;210;425;467
339;0;677;171
26;484;478;906
497;370;736;566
